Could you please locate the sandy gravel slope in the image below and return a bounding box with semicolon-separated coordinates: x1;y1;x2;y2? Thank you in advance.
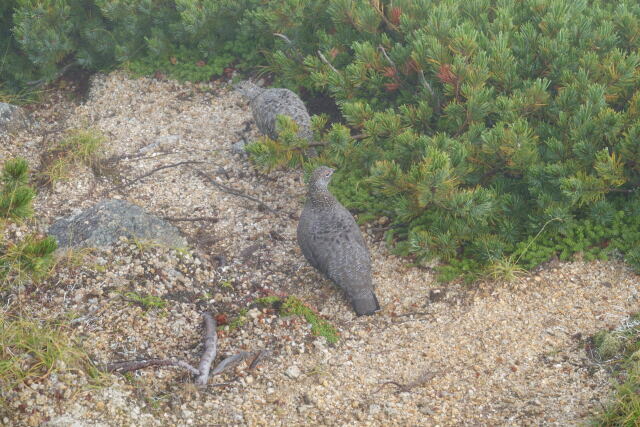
1;72;638;426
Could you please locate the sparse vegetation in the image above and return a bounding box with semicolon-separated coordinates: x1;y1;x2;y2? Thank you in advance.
256;295;339;344
0;158;57;287
0;312;99;403
38;128;106;187
591;314;640;426
124;291;167;311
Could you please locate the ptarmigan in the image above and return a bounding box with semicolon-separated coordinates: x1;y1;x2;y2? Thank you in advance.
234;80;313;141
297;166;380;316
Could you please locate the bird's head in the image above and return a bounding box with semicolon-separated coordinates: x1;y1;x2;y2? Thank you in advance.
309;166;335;191
233;80;262;101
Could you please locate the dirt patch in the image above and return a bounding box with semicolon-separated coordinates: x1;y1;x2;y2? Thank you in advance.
1;72;638;426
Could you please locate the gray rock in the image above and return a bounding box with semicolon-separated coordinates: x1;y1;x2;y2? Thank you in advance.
0;102;29;135
234;81;312;141
285;365;302;379
231;139;247;155
49;199;187;248
296;166;380;316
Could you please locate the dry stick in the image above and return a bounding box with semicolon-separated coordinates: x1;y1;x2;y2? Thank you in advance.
317;51;340;74
211;352;253;376
162;216;219;223
373;371;439;394
70;296;121;325
106;358;200;375
248;349;270;371
378;45;396;69
195;313;218;386
273;33;306;62
273;32;294;45
105;160;207;193
417;69;436;98
192;168;280;215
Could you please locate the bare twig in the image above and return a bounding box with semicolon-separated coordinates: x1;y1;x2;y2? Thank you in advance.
370;0;399;32
161;216;219;223
106;358;200;375
195;313;218;386
248;349;270;371
317;51;340;74
373;371;439;394
378;45;396;69
417;69;435;99
70;296;121;325
105;160;206;194
211;352;253;376
273;33;306;61
192;167;280;215
273;33;294;45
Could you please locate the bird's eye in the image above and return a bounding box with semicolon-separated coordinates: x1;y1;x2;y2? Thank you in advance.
325;172;331;177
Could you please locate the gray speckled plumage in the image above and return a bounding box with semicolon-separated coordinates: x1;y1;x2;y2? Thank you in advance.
297;166;380;316
235;81;313;141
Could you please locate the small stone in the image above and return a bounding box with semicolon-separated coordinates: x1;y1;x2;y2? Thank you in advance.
248;308;261;320
231;140;246;155
285;365;302;379
368;403;381;415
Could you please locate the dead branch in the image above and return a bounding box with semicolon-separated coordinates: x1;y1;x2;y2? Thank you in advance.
273;33;294;45
105;160;206;194
317;51;340;74
195;313;218;386
106;358;200;375
192;167;280;215
378;45;396;69
70;296;121;325
373;371;439;394
248;349;270;371
211;352;253;376
370;0;399;33
161;216;219;223
274;33;306;62
105;312;265;384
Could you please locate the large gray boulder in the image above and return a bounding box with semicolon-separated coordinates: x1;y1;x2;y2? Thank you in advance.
49;199;187;248
0;102;29;135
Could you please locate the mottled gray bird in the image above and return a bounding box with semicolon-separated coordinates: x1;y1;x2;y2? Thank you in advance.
234;80;313;141
297;166;380;316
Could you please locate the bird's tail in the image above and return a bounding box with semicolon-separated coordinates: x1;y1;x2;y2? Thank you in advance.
351;289;380;316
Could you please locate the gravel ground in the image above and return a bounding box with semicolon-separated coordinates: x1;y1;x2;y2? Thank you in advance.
1;72;639;426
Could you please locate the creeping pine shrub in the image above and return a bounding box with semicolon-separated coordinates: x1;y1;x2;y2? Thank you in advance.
3;0;640;280
246;0;640;281
0;158;57;286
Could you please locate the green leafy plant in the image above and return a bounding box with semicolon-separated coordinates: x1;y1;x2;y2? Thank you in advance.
124;292;167;311
0;158;57;286
255;295;339;344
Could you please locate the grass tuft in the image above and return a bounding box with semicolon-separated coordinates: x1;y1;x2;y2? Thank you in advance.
256;296;340;344
591;314;640;426
123;292;167;311
0;312;98;397
38;128;106;187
